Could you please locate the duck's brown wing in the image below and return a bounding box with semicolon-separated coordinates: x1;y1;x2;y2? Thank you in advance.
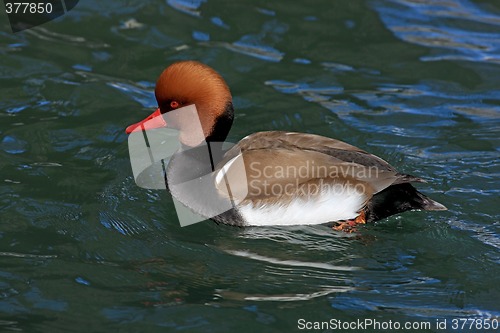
214;132;409;211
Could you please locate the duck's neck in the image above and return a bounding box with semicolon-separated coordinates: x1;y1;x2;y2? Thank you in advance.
205;101;234;144
173;100;234;177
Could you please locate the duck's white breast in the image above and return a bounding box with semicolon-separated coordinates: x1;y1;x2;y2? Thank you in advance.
237;189;365;226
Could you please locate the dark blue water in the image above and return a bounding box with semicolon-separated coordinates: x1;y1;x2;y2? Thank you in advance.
0;0;499;332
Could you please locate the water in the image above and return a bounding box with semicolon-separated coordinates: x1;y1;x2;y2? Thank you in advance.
0;0;499;332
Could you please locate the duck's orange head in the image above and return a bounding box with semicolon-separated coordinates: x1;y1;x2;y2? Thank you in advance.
126;61;234;146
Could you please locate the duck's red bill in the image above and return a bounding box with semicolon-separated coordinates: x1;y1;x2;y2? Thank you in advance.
125;108;167;134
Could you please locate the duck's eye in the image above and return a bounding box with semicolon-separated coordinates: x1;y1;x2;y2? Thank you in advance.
170;100;180;109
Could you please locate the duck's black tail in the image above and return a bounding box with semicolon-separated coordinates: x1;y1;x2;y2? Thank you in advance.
365;183;447;223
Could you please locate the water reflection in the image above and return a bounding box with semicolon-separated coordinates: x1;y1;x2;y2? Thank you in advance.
374;0;500;63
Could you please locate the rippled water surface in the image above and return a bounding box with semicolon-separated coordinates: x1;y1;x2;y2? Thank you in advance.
1;0;499;332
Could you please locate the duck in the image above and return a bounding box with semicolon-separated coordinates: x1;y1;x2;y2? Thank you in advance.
125;61;446;231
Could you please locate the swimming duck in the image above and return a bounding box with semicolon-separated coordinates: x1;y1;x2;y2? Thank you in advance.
125;61;446;231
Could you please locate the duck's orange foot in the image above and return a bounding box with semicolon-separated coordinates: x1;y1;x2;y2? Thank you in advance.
333;211;366;233
332;220;359;232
